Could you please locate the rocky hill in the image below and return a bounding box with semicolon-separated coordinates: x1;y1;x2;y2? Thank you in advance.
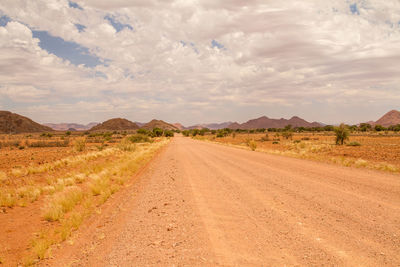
228;116;321;129
90;118;139;131
172;123;184;130
141;120;178;130
374;110;400;127
0;111;52;133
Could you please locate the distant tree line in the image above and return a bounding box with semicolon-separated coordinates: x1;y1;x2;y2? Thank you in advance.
181;123;400;138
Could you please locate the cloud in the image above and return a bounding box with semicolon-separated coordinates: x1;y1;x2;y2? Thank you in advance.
0;0;399;125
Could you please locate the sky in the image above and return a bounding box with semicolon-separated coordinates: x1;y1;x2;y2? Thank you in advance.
0;0;399;126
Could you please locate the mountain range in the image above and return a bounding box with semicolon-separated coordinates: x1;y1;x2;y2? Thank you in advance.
44;122;98;131
1;110;399;134
227;116;321;129
186;122;234;130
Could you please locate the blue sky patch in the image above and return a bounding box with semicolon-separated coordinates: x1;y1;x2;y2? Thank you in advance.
104;15;133;32
350;3;360;15
32;30;102;67
75;23;86;32
95;71;107;79
68;1;83;10
0;15;11;26
211;40;225;49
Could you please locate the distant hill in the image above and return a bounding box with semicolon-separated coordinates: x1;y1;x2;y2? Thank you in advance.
187;122;233;130
90;118;139;131
228;116;321;129
44;122;98;131
374;110;400;127
172;123;184;130
142;119;178;130
134;122;146;127
0;111;53;133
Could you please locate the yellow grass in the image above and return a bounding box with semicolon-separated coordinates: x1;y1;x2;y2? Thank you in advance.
0;171;7;183
43;186;83;221
73;138;86;152
24;138;170;263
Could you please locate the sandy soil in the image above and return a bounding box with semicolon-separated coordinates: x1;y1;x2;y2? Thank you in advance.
42;136;400;266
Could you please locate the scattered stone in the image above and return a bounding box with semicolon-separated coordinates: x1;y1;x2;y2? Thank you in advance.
148;206;157;213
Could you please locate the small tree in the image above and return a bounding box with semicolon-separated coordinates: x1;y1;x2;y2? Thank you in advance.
164;130;174;137
334;123;349;145
153;128;163;137
374;125;385;132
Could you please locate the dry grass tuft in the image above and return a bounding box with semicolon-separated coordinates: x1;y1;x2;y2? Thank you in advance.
31;236;52;260
0;190;16;207
43;186;83;221
118;138;136;151
0;171;7;184
73;138;86;152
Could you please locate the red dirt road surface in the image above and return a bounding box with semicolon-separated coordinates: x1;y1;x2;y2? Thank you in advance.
43;136;400;266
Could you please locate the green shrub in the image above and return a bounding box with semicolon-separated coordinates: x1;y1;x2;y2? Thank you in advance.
153;128;163;137
281;132;293;140
334;124;349;145
347;141;361;146
27;140;69;148
128;134;151;143
40;133;53;138
216;132;225;138
0;140;20;148
272;141;279;144
137;129;151;136
164;130;174;137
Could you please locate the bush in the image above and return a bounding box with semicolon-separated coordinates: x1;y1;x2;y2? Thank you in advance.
128;134;151;143
0;140;21;148
281;132;293;140
347;141;361;146
272;141;279;144
40;133;53;138
137;129;152;136
334;124;349;145
118;138;136;151
74;138;86;152
164;130;174;137
374;125;386;132
27;140;69;148
153;128;163;137
247;139;257;151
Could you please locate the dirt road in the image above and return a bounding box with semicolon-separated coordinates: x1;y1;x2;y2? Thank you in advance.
44;136;400;266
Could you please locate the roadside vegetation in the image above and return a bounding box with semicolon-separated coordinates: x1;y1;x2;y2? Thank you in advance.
0;131;170;265
184;123;400;174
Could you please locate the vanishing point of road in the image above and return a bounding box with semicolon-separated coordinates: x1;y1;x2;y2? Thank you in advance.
44;136;400;266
